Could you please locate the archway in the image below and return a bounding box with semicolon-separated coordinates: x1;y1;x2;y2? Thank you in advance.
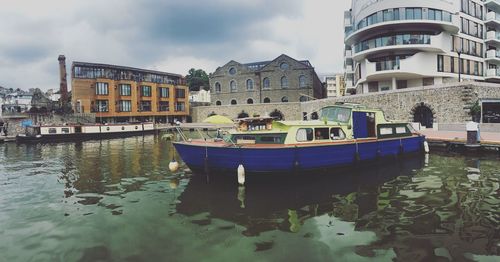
413;103;434;128
269;109;284;120
237;110;249;119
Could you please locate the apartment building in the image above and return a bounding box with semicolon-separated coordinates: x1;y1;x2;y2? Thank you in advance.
324;74;346;98
344;0;500;94
71;62;189;123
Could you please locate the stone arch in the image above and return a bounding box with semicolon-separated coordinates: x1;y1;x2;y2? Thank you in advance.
411;102;436;129
269;109;284;120
237;110;249;119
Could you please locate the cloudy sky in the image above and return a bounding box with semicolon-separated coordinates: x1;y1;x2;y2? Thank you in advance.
0;0;351;91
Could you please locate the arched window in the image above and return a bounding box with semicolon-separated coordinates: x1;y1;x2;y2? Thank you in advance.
216;101;222;106
246;79;254;90
280;62;289;70
263;97;271;103
281;76;288;88
247;98;254;104
299;75;307;88
263;77;270;89
231;99;237;105
299;96;308;102
215;82;221;93
230;80;237;92
281;96;289;102
229;67;236;75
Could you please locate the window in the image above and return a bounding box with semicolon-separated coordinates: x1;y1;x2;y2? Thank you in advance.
280;76;288;88
423;78;434;86
263;77;270;89
296;128;313;142
96;82;109;95
299;75;307;88
141;85;151;97
280;62;289;70
395;127;407;134
396;80;407;89
215;82;221;93
437;55;444;72
159;101;169;111
175;102;185;111
175;88;185;98
119;100;131;112
119;84;131;96
281;96;289;102
314;128;329;140
405;8;422;20
229;67;236;75
299;96;308;102
159;87;169;98
96;100;109;112
216;101;222;106
61;128;70;134
330;128;346;140
230;80;237;92
247;98;254;104
263;97;270;103
140;101;151;111
379;127;393;135
231;99;237;105
48;128;57;134
246;79;254;90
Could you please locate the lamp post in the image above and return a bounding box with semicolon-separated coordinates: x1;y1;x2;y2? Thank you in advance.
457;50;462;82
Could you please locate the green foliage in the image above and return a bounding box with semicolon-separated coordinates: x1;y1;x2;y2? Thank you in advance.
186;68;209;91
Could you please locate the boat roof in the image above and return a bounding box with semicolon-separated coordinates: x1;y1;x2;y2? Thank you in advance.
323;102;382;111
235;116;275;122
276;120;342;127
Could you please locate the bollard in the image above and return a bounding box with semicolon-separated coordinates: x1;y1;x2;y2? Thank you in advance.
237;164;245;185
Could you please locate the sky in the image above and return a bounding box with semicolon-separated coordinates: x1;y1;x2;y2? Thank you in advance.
0;0;351;91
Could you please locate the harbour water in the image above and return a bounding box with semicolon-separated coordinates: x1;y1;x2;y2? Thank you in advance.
0;135;499;261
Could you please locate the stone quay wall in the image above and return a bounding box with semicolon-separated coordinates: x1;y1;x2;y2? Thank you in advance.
192;82;500;124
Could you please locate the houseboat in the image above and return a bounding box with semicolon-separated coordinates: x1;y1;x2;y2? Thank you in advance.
173;103;426;174
16;122;155;142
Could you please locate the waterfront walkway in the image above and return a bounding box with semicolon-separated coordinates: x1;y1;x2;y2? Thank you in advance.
419;129;500;146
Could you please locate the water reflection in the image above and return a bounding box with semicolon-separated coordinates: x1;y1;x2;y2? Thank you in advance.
0;137;499;261
176;153;500;260
176;156;424;236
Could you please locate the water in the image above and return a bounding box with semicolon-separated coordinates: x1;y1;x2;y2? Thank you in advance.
0;135;499;261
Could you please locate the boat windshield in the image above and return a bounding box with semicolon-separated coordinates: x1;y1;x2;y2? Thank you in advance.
319;107;351;123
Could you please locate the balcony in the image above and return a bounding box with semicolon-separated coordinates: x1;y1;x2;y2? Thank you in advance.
485;68;500;81
353;33;446;61
486;31;500;45
345;65;354;73
486;49;500;63
484;0;500;13
345;50;352;58
485;12;500;27
345;14;459;46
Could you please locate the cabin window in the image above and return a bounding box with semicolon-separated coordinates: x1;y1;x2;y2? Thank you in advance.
61;128;70;134
296;128;313;142
395;126;407;134
330;128;346;140
261;136;281;143
48;128;57;134
314;128;329;140
320;107;351;123
379;127;393;135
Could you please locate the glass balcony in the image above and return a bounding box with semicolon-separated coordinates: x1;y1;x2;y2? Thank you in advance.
375;59;401;71
355;34;431;53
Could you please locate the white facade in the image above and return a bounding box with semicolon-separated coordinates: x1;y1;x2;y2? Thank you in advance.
324;74;345;98
189;89;211;103
344;0;500;94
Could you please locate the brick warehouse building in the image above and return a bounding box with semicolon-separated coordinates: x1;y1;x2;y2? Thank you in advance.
71;62;189;123
209;54;324;106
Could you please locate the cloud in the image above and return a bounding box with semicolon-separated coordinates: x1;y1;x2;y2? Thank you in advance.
0;0;349;91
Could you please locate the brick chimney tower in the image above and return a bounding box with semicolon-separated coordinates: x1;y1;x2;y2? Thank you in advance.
58;55;68;110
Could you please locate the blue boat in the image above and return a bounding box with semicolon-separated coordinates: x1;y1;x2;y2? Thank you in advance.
173;103;426;174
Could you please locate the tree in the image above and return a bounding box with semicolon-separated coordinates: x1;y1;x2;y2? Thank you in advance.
186;68;209;91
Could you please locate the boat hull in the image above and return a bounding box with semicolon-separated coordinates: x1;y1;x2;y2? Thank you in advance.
173;135;425;174
16;129;156;143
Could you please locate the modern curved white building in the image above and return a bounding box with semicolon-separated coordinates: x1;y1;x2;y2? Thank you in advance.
344;0;500;94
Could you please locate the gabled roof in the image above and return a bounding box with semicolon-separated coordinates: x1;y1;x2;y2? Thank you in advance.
257;54;313;71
